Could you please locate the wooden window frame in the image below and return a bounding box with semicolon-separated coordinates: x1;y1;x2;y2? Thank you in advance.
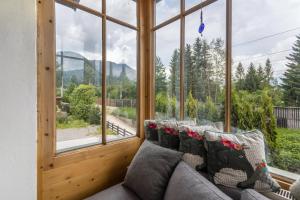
37;0;148;199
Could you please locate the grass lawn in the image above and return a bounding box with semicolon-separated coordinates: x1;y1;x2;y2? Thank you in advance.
57;119;89;129
272;128;300;174
111;107;136;120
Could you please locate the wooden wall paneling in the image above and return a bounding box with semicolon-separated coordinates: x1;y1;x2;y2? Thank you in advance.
42;138;140;200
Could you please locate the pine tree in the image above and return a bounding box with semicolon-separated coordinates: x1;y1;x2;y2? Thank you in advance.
155;56;167;94
264;58;273;86
235;62;245;90
244;63;259;92
281;35;300;106
210;38;225;102
257;64;265;89
200;39;213;99
192;37;203;100
184;44;193;97
169;49;180;100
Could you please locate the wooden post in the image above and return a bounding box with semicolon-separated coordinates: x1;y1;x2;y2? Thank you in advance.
225;0;232;132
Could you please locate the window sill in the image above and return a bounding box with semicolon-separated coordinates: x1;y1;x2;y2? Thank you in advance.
269;166;299;186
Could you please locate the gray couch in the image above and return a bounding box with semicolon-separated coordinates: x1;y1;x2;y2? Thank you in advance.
86;161;270;200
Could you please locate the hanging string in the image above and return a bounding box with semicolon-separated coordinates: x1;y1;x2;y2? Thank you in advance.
198;0;205;36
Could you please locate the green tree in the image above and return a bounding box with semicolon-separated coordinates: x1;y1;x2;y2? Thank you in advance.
257;64;265;89
235;62;245;90
210;38;225;103
244;63;259;92
184;44;194;96
155;57;167;94
192;37;205;100
264;58;273;87
70;84;96;121
83;60;96;85
281;35;300;106
169;49;180;100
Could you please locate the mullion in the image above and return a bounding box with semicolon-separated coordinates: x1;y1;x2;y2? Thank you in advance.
102;0;107;144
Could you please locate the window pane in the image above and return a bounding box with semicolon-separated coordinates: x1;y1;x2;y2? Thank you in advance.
232;0;300;174
155;21;180;119
106;0;137;26
155;0;180;25
78;0;101;12
106;21;137;142
184;0;226;126
55;3;102;152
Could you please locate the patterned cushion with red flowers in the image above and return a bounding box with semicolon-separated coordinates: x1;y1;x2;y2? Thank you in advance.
178;125;220;171
204;130;280;193
157;121;180;150
144;120;159;142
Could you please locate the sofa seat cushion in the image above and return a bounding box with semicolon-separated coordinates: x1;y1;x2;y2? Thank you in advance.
84;183;140;200
164;161;232;200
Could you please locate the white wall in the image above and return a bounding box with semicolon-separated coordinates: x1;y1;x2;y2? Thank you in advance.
0;0;37;199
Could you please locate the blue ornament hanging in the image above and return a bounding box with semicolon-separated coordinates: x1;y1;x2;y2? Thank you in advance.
198;9;205;36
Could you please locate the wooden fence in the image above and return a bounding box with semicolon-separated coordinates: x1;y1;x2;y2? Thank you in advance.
97;99;136;108
106;121;134;137
274;107;300;128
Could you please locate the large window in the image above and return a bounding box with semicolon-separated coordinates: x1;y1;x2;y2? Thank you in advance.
55;0;138;152
232;0;300;175
154;0;226;126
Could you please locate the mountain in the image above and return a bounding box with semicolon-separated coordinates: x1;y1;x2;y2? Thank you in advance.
56;51;137;86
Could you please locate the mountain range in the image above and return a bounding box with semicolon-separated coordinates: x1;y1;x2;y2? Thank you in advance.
56;51;137;86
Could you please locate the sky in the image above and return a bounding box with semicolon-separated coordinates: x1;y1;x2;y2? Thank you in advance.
56;0;300;81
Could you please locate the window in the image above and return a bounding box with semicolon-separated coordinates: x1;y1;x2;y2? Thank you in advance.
155;21;180;119
184;0;226;124
55;0;138;152
232;0;300;175
154;0;226;125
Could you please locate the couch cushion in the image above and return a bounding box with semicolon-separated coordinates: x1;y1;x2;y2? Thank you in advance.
164;161;232;200
205;130;280;192
123;140;183;200
85;183;140;200
241;189;270;200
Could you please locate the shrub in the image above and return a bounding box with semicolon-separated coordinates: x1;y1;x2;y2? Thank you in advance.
185;91;198;119
231;89;277;150
88;106;101;125
155;92;168;113
112;107;136;120
198;96;219;122
70;84;96;121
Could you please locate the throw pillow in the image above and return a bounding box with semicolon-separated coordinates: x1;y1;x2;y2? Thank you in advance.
144;120;159;141
179;125;219;171
290;178;300;200
158;121;180;150
123;140;183;200
205;130;280;192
